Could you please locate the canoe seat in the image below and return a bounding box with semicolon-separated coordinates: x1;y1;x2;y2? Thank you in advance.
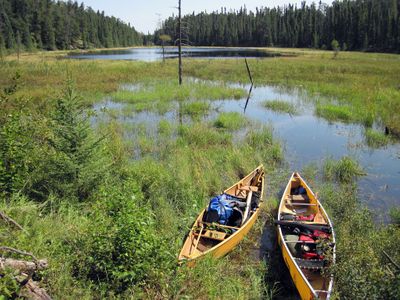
194;229;227;241
290;194;309;202
295;258;325;270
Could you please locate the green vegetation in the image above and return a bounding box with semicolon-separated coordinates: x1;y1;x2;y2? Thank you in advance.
181;101;211;119
315;104;358;123
0;69;282;297
112;81;245;103
263;100;297;115
1;48;399;299
109;81;244;115
323;156;366;184
0;0;141;52
365;128;391;148
214;112;248;130
390;207;400;225
159;0;400;52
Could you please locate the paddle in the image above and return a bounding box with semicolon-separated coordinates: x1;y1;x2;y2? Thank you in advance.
274;220;332;234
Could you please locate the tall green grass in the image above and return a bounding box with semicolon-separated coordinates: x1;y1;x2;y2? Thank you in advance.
323;156;366;183
263;100;297;115
364;128;391;148
214;112;248;130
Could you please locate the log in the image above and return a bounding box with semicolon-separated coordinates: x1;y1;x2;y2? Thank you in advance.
0;258;48;274
20;279;52;300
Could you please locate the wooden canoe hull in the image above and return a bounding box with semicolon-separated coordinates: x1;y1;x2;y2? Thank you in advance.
278;229;315;300
277;172;335;300
179;165;265;266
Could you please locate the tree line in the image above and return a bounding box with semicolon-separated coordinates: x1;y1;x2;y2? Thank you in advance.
0;0;142;51
157;0;400;52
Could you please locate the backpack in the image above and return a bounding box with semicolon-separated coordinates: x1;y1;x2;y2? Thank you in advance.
204;194;235;225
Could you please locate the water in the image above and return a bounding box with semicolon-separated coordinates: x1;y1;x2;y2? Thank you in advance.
93;83;400;219
68;47;281;61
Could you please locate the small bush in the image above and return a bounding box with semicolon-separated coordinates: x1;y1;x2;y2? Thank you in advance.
73;180;172;294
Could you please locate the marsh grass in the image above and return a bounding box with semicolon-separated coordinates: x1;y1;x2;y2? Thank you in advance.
323;156;366;183
389;207;400;225
364;128;391;148
112;80;246;103
263;99;297;115
214;112;248;130
180;101;211;119
2;48;400;134
315;104;355;123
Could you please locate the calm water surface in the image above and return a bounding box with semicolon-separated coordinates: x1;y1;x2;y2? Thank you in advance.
93;81;400;220
69;47;281;61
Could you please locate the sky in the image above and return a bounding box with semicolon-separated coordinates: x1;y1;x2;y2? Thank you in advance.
79;1;333;33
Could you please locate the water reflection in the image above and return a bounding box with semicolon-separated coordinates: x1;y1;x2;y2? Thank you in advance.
68;47;282;61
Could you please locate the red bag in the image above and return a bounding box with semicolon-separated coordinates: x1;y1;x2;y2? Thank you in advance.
296;214;315;221
302;252;323;259
299;234;314;242
312;230;330;239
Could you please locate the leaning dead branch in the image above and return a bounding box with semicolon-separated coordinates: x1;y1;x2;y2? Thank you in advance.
0;210;25;231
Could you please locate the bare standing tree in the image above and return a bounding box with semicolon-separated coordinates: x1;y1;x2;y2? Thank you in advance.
178;0;182;85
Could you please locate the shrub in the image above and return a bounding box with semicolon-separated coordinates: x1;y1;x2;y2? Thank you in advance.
29;82;108;201
73;180;173;295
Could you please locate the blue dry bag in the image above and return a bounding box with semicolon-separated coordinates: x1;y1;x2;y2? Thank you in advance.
207;194;234;225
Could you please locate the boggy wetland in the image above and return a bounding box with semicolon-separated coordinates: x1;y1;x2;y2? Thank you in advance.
1;47;400;298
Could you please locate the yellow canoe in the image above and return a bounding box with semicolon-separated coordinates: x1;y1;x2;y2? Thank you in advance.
178;165;265;266
277;172;336;300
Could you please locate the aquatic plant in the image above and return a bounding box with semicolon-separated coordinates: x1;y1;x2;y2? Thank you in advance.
263;100;297;115
323;156;366;184
315;104;354;123
364;128;391;148
180;101;211;119
389;207;400;225
213;112;248;130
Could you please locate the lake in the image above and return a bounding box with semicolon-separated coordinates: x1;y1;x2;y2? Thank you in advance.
68;47;282;61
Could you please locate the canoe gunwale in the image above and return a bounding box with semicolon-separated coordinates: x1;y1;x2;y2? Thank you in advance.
178;165;265;264
277;172;336;300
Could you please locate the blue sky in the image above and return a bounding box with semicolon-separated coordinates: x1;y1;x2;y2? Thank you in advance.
80;1;333;33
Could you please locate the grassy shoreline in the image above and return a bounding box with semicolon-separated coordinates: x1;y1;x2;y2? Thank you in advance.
1;47;399;134
0;48;399;299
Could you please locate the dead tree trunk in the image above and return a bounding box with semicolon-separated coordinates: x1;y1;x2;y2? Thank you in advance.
20;279;52;300
178;0;182;85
